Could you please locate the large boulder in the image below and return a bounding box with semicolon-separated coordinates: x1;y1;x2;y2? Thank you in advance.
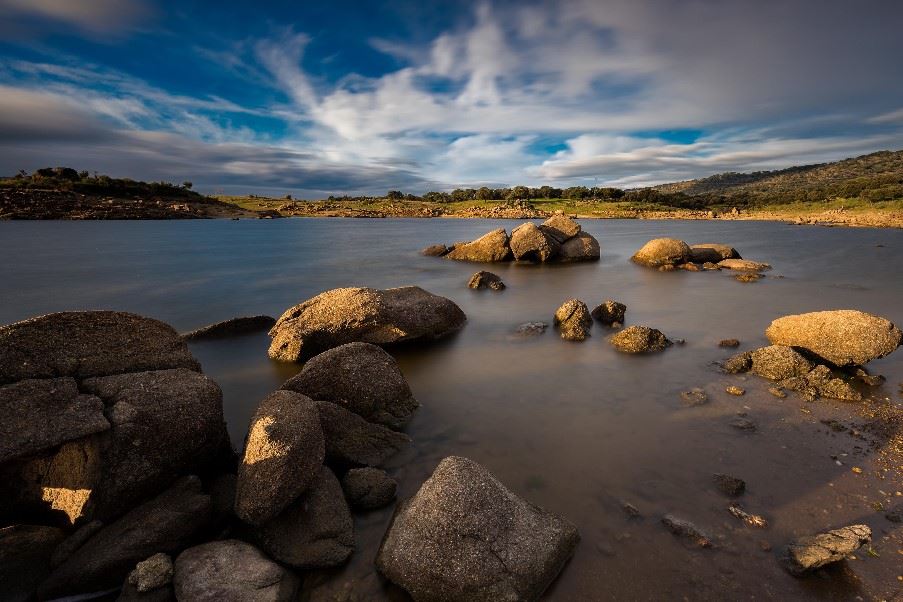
268;287;466;362
283;342;418;430
558;231;600;262
376;456;579;602
631;238;690;268
173;540;300;602
249;466;354;569
749;345;815;380
181;315;276;341
765;310;902;366
0;377;108;463
314;400;411;466
610;325;672;354
782;524;871;575
235;390;325;526
689;243;740;263
0;311;199;384
0;525;64;602
509;222;560;262
539;214;581;243
445;228;512;262
553;299;592;341
38;476;212;599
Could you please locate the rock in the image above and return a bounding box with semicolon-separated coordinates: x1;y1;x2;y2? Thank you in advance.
235;390;325;526
0;525;64;602
728;503;767;528
509;222;561;262
782;524;871;575
609;325;671;353
38;476;212;599
557;231;600;262
885;508;902;523
630;238;691;268
539;214;581;243
722;351;752;374
689;243;740;263
725;386;745;396
713;473;746;497
314;400;411;466
173;540;300;601
554;299;592;341
468;271;505;290
513;322;548;337
768;386;787;398
128;553;173;593
749;345;815;381
250;466;354;569
341;467;397;510
816;377;862;402
181;315;276;341
283;342;419;430
0;311;199;384
118;581;175;601
445;228;512;262
661;515;712;547
680;388;708;406
0;377;109;463
268;286;466;362
853;367;885;386
719;339;740;348
420;244;450;257
730;417;756;431
621;501;641;518
376;456;579;602
702;262;721;270
680;262;702;272
735;273;762;283
718;258;771;272
50;519;103;569
591;300;626;326
765;310;902;367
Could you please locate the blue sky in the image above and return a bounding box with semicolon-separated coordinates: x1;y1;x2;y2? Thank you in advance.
1;0;902;196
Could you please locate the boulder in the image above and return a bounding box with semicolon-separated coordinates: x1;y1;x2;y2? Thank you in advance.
127;553;173;593
0;377;109;463
38;476;212;599
749;345;815;381
235;390;325;526
610;326;672;354
0;311;199;384
689;243;740;263
718;258;771;272
713;474;746;497
539;214;581;243
553;299;592;341
468;271;505;291
315;400;410;466
509;222;561;262
173;540;300;602
722;351;752;374
445;228;512;262
630;238;690;268
0;525;64;602
783;524;871;575
250;466;354;569
780;365;863;402
557;231;600;262
268;286;466;362
765;310;902;366
341;467;397;510
420;244;450;257
376;456;579;602
591;299;626;326
283;342;418;430
181;315;276;341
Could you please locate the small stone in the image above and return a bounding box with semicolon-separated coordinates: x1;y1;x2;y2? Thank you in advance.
768;387;787;399
621;501;641;518
726;386;745;396
513;322;548;337
735;273;762;283
713;473;746;497
128;553;173;593
728;503;767;528
680;388;708;407
468;271;505;291
719;339;740;348
661;515;712;547
591;300;626;326
730;418;756;431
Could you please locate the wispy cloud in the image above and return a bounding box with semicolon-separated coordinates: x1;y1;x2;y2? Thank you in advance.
0;0;150;33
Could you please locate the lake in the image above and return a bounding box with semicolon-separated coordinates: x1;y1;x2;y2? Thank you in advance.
2;218;902;600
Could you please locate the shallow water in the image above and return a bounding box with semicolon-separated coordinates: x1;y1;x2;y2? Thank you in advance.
2;218;902;600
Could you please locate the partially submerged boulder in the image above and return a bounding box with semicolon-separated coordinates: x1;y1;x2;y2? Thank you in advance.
445;228;512;262
420;244;450;257
509;222;560;262
631;238;691;268
376;456;579;601
181;315;276;341
689;243;740;264
554;299;592;341
610;326;672;354
268;287;466;362
235;390;325;526
468;271;505;290
282;342;418;430
314;400;411;466
718;258;771;272
749;345;815;380
341;467;397;510
591;299;626;327
558;231;600;262
765;310;902;366
783;524;871;575
539;214;581;243
173;540;300;602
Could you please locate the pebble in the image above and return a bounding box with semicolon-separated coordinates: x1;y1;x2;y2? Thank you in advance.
718;339;740;348
726;386;745;396
680;388;708;407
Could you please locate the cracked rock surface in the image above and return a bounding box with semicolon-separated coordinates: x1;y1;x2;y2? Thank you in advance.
783;524;871;575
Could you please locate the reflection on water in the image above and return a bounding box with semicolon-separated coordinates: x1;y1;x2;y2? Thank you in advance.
2;218;902;599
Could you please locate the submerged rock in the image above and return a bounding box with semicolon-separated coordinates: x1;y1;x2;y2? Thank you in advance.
728;503;767;528
513;322;548;337
719;338;740;348
765;310;902;367
718;258;771;272
181;315;276;341
468;270;505;290
610;325;672;354
749;345;815;381
591;299;626;327
510;222;561;262
554;299;592;341
631;238;691;268
713;473;746;497
680;388;708;407
689;243;740;263
782;524;871;575
268;286;466;362
558;231;601;262
661;514;712;548
283;342;419;430
445;228;512;262
341;467;397;510
376;456;579;602
420;244;450;257
314;400;411;466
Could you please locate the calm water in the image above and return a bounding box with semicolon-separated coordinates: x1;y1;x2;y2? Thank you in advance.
2;218;902;600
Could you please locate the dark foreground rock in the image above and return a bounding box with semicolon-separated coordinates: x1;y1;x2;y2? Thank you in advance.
766;310;902;366
181;315;276;341
591;299;626;327
554;299;592;341
173;540;300;601
631;238;691;268
38;476;212;599
661;514;713;548
127;553;173;594
445;228;512;262
341;467;397;509
0;525;64;602
713;473;746;497
468;270;505;290
610;325;672;354
235;390;325;526
314;400;411;466
283;342;419;430
376;456;579;602
783;524;871;575
268;286;466;362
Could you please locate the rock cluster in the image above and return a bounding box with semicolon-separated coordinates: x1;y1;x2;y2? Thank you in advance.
630;237;769;274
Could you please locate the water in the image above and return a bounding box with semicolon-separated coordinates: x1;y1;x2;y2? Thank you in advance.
2;218;902;600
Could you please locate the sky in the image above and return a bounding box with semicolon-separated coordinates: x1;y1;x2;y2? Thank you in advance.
1;0;902;197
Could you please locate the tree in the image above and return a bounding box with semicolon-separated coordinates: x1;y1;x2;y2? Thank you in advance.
386;190;404;200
